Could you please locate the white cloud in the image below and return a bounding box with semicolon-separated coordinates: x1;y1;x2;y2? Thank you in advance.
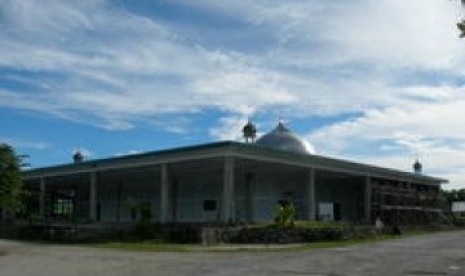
0;137;49;150
4;0;462;130
320;1;463;68
1;0;465;188
209;116;249;141
0;0;309;129
308;90;465;148
306;88;465;189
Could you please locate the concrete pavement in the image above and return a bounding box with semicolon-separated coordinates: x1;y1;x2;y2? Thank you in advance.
1;230;465;276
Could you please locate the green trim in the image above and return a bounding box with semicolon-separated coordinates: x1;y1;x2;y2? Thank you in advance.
23;141;447;184
234;143;447;184
23;141;234;176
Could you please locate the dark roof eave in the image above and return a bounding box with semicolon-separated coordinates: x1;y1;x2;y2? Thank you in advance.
22;141;236;177
23;141;448;184
233;143;448;184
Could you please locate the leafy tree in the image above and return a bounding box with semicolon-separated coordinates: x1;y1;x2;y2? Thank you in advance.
0;144;24;219
455;0;465;37
447;0;465;37
441;188;465;203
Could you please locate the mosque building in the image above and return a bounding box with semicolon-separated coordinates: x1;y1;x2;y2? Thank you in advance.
20;121;448;225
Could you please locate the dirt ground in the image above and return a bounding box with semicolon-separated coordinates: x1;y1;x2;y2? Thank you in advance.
1;230;465;276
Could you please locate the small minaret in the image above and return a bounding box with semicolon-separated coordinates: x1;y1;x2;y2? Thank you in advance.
242;119;257;143
413;159;422;174
73;150;84;164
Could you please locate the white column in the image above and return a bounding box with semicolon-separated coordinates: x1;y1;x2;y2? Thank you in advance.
307;168;316;220
365;176;372;222
245;173;253;222
89;172;97;222
160;164;171;223
39;177;46;220
222;157;235;224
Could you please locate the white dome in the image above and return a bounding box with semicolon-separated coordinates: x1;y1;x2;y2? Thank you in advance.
255;122;315;155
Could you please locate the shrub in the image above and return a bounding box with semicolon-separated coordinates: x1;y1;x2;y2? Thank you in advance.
454;217;465;226
273;203;296;228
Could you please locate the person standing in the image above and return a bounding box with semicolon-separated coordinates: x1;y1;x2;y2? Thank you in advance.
375;217;384;236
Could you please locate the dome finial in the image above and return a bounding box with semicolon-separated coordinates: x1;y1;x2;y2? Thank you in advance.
276;117;289;132
278;112;285;127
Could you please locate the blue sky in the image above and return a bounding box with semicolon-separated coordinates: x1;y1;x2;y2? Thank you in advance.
1;0;465;188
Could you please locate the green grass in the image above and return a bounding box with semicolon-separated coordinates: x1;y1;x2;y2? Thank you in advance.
293;220;346;229
206;235;399;253
85;228;463;253
87;235;398;253
89;240;189;252
297;235;396;250
245;220;346;229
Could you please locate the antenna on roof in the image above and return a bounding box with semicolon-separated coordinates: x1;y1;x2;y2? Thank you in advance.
277;108;283;124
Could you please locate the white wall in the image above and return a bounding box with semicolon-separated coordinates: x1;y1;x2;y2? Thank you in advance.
175;172;222;222
247;172;306;222
97;173;160;222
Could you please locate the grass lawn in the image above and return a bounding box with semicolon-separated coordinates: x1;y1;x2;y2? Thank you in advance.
85;226;463;253
89;240;190;252
246;220;347;229
87;235;399;253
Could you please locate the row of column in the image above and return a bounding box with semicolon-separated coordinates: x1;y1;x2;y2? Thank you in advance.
365;176;372;221
307;171;372;221
159;157;236;223
141;166;372;222
36;159;373;224
38;172;98;222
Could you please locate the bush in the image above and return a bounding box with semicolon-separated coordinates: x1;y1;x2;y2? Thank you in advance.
273;203;296;228
133;222;162;240
229;225;344;244
454;217;465;226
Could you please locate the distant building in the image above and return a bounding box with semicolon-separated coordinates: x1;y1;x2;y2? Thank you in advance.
451;202;465;218
17;122;448;225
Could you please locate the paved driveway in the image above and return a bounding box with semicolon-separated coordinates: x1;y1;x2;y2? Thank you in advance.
1;230;465;276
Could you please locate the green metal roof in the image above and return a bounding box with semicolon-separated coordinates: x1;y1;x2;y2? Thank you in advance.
23;141;447;184
233;142;447;184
